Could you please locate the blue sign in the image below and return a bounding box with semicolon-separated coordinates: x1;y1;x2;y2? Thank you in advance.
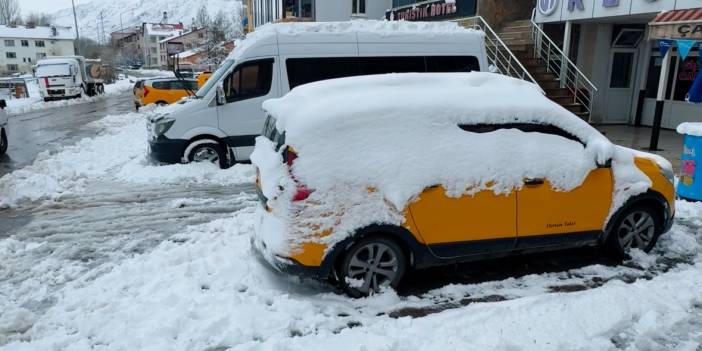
603;0;619;7
658;39;674;58
676;39;696;61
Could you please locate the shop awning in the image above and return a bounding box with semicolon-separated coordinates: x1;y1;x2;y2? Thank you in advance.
649;8;702;40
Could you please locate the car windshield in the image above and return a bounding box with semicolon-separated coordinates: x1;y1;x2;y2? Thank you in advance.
196;59;235;98
36;64;70;77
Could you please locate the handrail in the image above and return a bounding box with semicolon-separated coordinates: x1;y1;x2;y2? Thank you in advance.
530;9;597;119
451;16;543;93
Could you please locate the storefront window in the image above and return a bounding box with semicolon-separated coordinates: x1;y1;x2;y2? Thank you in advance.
610;52;633;88
673;57;700;101
284;0;312;19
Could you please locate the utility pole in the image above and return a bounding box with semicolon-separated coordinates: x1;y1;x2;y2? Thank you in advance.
72;0;81;54
100;11;106;45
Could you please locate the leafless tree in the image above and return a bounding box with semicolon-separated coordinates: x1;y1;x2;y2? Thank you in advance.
0;0;20;25
25;13;53;27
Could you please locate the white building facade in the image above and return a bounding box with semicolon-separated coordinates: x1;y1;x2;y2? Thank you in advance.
251;0;392;28
141;23;184;68
534;0;702;128
0;25;75;75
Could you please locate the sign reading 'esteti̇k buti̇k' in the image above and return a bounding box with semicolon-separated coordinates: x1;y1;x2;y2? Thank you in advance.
386;0;477;21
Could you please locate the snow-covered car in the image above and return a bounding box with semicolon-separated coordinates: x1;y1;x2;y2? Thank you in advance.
251;73;675;297
0;99;7;156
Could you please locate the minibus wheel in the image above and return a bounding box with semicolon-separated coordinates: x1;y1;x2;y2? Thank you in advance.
339;236;406;297
185;140;228;169
606;205;660;258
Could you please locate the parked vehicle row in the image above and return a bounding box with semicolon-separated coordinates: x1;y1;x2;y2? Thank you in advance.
133;78;199;110
145;21;487;168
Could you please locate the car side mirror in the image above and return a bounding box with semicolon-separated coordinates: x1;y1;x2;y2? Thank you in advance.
216;82;226;106
597;158;612;168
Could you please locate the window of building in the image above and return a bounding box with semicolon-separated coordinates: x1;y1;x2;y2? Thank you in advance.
645;52;701;101
35;40;45;47
4;39;14;46
36;52;46;60
609;52;634;88
223;58;274;102
352;0;366;15
284;0;313;19
7;64;18;71
6;52;16;59
150;47;157;54
20;40;28;47
151;37;157;43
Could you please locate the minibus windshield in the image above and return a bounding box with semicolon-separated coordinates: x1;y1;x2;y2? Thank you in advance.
196;59;235;99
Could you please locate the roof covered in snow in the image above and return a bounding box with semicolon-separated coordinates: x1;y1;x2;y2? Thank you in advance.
229;20;485;61
144;23;183;38
263;72;607;148
0;25;75;40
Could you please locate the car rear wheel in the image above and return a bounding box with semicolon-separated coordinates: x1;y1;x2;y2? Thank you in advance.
606;206;660;258
339;237;406;297
0;128;7;156
186;141;228;169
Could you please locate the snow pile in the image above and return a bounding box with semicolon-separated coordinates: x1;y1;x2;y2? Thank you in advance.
6;77;136;115
3;201;702;350
0;110;253;208
254;73;656;257
677;122;702;137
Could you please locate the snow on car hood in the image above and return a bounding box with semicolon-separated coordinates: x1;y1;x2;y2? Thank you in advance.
255;73;653;255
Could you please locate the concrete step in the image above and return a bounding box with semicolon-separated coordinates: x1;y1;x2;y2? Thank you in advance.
505;43;534;52
533;72;558;82
502;23;531;32
548;95;576;105
545;87;571;96
526;66;549;75
502;37;534;46
498;31;532;40
560;103;585;113
539;80;562;90
504;19;532;27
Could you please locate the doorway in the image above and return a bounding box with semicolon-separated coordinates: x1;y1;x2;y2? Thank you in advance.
603;48;638;123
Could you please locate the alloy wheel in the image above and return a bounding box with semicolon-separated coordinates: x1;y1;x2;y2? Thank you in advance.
617;210;656;251
192;147;220;163
346;242;399;294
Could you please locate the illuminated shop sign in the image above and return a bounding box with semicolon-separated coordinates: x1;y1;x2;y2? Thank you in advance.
386;0;477;21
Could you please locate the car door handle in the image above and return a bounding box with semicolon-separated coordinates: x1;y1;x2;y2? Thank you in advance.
524;178;544;186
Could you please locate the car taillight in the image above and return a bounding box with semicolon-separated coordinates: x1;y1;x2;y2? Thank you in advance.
143;86;149;97
285;146;313;202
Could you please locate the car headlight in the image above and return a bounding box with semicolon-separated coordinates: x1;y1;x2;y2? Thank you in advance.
661;166;675;184
154;118;175;137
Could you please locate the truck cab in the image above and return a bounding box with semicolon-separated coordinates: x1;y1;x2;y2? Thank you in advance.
35;58;84;101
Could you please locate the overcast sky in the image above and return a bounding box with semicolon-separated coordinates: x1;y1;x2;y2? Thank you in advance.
20;0;86;15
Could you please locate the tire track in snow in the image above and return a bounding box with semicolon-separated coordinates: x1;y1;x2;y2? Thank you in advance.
0;182;257;343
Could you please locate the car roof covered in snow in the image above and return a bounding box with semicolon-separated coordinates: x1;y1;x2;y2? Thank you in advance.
228;20;485;61
263;72;608;148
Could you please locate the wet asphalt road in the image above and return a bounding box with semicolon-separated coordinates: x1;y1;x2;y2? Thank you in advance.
0;91;135;178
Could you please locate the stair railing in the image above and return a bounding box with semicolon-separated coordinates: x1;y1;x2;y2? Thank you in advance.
452;16;542;93
530;10;597;118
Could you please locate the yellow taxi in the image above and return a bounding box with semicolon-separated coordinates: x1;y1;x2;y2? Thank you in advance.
251;73;675;297
134;78;198;109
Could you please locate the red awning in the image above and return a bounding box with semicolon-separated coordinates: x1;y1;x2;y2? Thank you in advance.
649;9;702;40
652;8;702;24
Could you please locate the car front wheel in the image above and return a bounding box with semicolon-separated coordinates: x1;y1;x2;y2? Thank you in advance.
185;141;229;169
339;237;406;297
606;206;660;258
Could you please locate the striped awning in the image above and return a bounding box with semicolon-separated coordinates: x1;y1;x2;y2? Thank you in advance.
649;8;702;40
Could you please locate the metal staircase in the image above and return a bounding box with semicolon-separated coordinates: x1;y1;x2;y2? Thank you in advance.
454;16;597;121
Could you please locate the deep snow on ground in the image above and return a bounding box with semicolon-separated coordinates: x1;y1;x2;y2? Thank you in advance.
1;101;701;350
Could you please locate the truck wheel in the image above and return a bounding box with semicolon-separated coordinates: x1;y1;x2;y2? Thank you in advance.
0;128;7;156
185;140;229;169
97;84;105;94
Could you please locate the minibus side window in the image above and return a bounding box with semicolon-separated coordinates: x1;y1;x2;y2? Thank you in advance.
459;123;584;146
222;58;274;103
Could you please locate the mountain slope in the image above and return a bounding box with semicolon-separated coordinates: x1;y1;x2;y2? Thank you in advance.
52;0;242;42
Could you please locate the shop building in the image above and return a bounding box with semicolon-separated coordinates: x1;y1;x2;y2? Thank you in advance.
249;0;392;29
534;0;702;129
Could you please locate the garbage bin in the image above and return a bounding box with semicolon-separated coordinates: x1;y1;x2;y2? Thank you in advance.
677;122;702;201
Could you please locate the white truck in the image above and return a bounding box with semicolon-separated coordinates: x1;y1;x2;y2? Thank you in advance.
35;56;105;101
